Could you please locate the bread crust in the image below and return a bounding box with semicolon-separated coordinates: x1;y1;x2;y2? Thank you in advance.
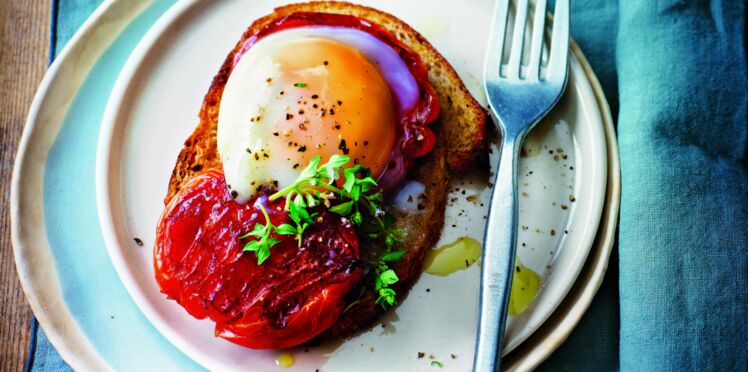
163;1;486;340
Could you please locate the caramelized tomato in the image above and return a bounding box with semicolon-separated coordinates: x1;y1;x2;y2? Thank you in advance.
156;12;442;349
155;169;363;349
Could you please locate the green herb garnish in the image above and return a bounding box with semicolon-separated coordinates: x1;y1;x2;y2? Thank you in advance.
240;155;405;307
270;155;402;249
430;361;443;368
270;155;405;307
373;250;405;308
294;83;308;87
240;204;282;265
239;203;301;265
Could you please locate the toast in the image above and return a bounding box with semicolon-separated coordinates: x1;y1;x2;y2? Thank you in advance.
164;1;486;340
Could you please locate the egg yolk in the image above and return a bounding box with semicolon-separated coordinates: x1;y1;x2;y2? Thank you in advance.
218;33;404;202
269;37;397;176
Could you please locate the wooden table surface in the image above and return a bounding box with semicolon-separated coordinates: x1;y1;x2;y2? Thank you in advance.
1;1;51;371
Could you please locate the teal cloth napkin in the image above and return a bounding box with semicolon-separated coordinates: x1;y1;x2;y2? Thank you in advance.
544;1;748;369
616;1;746;369
29;0;746;370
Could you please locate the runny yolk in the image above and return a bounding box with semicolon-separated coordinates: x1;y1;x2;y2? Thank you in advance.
270;37;397;177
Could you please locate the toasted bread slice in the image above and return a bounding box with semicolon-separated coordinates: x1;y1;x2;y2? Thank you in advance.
164;1;486;339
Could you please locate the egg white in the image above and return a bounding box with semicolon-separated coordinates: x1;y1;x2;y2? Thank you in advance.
217;27;419;203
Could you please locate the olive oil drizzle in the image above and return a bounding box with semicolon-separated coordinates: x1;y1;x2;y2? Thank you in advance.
423;237;541;315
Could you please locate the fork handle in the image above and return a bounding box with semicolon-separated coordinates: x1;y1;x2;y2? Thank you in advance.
474;134;522;372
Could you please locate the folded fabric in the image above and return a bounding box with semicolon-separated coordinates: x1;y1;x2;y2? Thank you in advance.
51;0;103;58
617;0;747;369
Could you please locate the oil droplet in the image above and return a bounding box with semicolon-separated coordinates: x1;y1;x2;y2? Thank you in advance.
520;119;554;158
423;237;482;276
508;257;541;316
276;350;295;368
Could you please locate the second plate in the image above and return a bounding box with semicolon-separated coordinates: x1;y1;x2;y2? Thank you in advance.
97;0;607;370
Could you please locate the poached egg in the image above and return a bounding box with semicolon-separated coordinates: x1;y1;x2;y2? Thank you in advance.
218;27;420;202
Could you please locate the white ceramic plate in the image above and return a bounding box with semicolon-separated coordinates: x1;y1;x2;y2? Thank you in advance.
97;0;606;370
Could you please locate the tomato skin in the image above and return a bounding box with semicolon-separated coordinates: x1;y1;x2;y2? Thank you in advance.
155;169;362;349
216;283;354;349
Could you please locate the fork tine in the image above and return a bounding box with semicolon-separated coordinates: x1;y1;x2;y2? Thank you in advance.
547;0;569;80
484;0;510;82
505;0;529;79
527;0;547;80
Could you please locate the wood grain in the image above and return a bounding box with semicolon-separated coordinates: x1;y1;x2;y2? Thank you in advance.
0;1;50;371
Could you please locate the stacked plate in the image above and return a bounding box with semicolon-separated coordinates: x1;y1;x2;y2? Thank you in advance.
11;0;619;370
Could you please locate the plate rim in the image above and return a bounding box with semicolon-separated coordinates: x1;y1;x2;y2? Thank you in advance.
97;1;608;369
502;23;609;352
503;41;620;371
10;0;153;370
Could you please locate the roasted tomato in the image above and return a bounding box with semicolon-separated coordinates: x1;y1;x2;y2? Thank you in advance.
155;169;363;349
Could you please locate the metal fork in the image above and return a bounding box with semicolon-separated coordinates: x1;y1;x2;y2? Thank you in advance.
473;0;569;370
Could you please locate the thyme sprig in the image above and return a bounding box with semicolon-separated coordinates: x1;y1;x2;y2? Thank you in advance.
269;155;402;250
373;250;405;308
240;204;285;265
241;155;405;307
